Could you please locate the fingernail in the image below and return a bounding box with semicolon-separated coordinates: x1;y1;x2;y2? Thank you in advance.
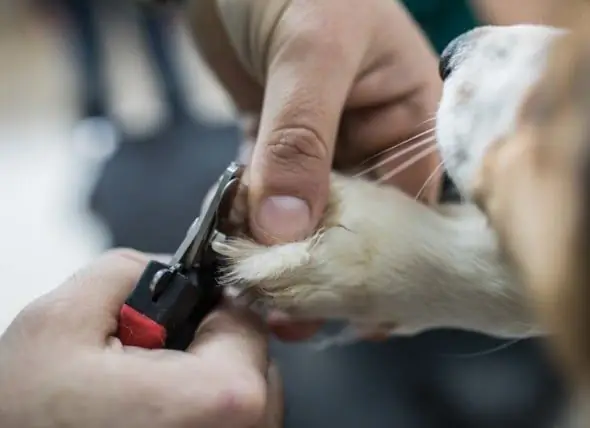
255;196;311;243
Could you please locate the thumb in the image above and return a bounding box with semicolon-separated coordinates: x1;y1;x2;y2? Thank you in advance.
247;15;363;245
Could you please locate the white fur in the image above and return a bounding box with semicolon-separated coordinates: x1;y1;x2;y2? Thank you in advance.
213;25;564;341
215;175;538;338
437;24;564;197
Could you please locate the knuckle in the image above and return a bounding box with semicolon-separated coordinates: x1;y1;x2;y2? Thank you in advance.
283;19;349;63
14;301;45;326
208;373;267;427
265;126;329;174
12;296;61;332
289;27;324;53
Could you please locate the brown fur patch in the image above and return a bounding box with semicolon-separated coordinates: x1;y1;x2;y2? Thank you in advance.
474;7;590;408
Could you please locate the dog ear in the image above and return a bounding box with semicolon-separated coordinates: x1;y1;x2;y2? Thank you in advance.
524;10;590;388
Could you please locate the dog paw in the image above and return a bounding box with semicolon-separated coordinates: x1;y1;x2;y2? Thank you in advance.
211;172;454;333
213;225;374;320
210;171;530;340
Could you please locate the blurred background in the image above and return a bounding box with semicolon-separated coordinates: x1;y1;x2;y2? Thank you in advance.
0;1;567;427
0;0;240;331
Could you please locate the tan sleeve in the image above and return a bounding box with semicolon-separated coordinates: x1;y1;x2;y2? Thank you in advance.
215;0;291;82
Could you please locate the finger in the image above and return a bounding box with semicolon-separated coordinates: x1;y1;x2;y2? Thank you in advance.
24;249;149;341
266;311;323;342
108;308;270;427
374;149;442;204
109;307;270;426
337;102;442;204
70;349;268;428
269;322;323;342
247;4;367;245
187;305;269;375
343;98;442;204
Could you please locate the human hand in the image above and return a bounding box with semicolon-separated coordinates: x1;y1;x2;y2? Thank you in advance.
0;250;282;428
189;0;442;340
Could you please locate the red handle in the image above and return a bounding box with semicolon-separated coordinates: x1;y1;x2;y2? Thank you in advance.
118;304;167;349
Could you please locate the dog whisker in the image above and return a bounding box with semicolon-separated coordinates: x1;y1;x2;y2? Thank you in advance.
356;127;435;169
415;115;437;128
439;338;524;359
353;136;436;178
377;145;438;184
416;162;444;201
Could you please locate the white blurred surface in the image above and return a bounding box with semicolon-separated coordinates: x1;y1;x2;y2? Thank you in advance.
0;5;233;332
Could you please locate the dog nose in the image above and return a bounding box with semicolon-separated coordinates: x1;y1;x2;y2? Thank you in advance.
439;37;461;80
440;27;491;80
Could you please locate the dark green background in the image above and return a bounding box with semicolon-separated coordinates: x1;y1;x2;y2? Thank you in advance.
402;0;479;53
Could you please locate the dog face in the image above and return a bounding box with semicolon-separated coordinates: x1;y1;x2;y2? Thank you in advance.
435;24;574;301
436;24;565;199
437;21;590;399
